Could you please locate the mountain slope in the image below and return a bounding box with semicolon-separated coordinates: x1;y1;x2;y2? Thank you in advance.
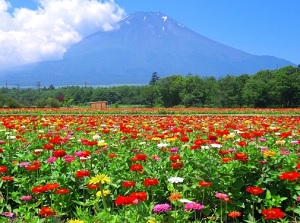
0;12;294;86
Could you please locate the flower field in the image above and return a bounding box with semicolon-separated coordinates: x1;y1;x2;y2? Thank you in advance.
0;108;300;222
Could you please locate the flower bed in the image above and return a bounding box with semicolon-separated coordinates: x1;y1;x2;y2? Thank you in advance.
0;111;300;222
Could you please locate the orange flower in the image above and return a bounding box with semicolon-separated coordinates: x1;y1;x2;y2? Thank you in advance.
168;192;182;201
228;211;242;218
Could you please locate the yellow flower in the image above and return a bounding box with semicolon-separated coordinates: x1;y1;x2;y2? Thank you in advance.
89;174;111;185
97;140;108;147
68;220;85;223
147;220;156;223
151;137;161;141
166;137;176;142
276;140;285;145
96;189;111;198
263;151;276;158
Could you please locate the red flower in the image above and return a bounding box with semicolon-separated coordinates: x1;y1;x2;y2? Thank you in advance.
134;154;147;161
115;195;137;206
143;178;159;186
198;181;212;187
87;184;100;189
246;186;264;195
279;171;300;181
130;192;147;201
43;183;60;191
234;152;248;163
122;181;136;187
261;208;284;220
237;141;247;147
130;164;143;172
0;165;7;173
171;162;184;169
26;163;40;171
39;206;56;217
1;176;14;181
52;149;66;157
55;188;69;194
32;185;46;194
169;155;181;162
79;151;91;158
75;170;90;179
43;144;54;150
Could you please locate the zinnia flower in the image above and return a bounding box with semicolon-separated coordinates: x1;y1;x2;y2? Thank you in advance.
130;164;143;172
130;192;148;202
279;171;300;181
0;165;7;173
52;149;66;157
122;181;136;187
198;181;212;187
89;174;111;185
143;178;159;186
261;207;284;220
168;177;184;184
228;211;242;218
55;188;69;195
153;203;171;214
1;176;14;181
215;193;228;200
43;183;60;191
39;206;56;217
20;195;32;201
75;170;90;179
115;195;138;206
1;212;14;218
168;192;182;201
246;186;264;195
96;190;110;198
184;201;205;212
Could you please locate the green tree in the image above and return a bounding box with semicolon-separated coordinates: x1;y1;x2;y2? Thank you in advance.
149;72;159;85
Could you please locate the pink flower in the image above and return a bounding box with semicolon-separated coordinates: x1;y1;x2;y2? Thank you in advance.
47;157;57;163
20;195;32;201
184;202;205;212
63;155;75;163
215;193;228;199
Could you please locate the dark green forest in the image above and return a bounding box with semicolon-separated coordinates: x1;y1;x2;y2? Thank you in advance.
1;65;299;108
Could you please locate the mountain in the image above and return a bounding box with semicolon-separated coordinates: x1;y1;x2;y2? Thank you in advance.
0;12;295;86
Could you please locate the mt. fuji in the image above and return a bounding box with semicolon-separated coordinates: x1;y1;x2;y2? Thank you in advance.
0;12;294;86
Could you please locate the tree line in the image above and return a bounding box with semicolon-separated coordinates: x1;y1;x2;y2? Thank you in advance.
0;65;299;108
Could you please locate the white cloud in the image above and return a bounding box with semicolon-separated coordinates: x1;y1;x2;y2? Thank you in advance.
0;0;125;68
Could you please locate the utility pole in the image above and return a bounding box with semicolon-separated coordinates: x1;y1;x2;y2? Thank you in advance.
37;82;41;94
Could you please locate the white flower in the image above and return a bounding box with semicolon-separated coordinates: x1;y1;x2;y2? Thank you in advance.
157;143;169;148
210;143;222;148
179;199;193;203
92;134;101;140
168;177;184;184
201;145;210;149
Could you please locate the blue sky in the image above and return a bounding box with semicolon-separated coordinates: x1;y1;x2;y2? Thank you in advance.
2;0;299;67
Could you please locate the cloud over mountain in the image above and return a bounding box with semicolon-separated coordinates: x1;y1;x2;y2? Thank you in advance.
0;0;125;68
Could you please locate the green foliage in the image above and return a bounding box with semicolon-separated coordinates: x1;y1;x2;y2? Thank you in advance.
1;65;300;108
